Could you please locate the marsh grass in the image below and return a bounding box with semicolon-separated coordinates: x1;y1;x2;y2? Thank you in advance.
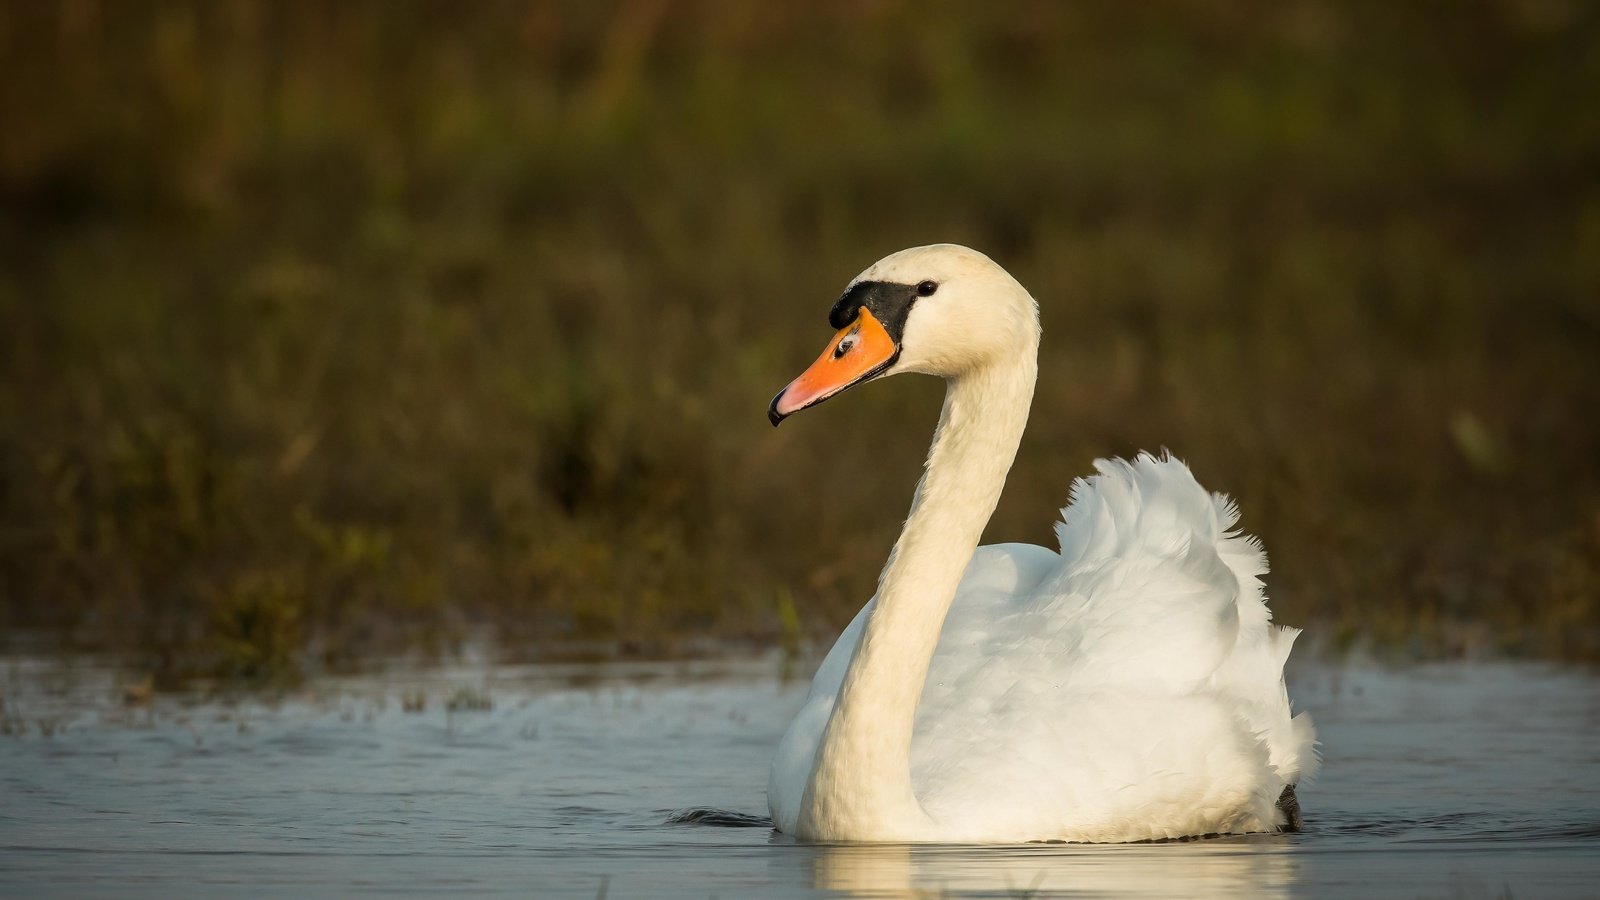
1;2;1597;679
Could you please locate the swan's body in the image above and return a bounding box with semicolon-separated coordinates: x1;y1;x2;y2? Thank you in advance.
765;244;1317;843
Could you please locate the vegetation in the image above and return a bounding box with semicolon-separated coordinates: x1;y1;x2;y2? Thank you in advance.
2;1;1597;680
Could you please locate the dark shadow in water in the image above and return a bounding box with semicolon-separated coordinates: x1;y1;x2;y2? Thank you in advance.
664;807;774;828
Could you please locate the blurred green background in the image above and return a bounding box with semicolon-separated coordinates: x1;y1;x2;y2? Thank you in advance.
2;1;1597;680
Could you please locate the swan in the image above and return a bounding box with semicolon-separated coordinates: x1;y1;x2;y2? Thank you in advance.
765;244;1318;843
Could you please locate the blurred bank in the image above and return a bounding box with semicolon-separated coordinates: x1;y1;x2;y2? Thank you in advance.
1;1;1597;679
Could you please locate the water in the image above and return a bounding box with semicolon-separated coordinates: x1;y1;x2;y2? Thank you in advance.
2;654;1597;898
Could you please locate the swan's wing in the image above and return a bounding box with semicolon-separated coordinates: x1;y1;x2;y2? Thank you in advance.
910;453;1316;837
1051;453;1316;783
920;453;1247;715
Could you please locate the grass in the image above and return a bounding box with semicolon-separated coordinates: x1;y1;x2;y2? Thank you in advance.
1;1;1598;680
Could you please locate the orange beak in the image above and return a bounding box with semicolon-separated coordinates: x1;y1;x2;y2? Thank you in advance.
769;308;900;426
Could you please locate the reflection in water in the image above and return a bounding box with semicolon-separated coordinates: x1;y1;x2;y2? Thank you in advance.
804;836;1297;899
810;843;913;897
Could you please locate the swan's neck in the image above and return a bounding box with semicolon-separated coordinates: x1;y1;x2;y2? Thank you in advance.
797;353;1037;839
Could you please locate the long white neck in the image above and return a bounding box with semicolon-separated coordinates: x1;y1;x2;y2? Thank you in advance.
795;350;1037;840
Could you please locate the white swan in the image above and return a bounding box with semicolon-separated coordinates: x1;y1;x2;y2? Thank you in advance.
765;244;1317;843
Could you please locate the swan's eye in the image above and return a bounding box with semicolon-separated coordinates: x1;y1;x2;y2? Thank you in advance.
916;280;939;297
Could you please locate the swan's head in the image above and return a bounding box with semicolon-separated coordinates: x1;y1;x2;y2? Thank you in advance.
769;243;1040;425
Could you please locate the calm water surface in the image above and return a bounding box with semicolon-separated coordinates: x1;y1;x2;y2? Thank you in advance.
2;653;1597;898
